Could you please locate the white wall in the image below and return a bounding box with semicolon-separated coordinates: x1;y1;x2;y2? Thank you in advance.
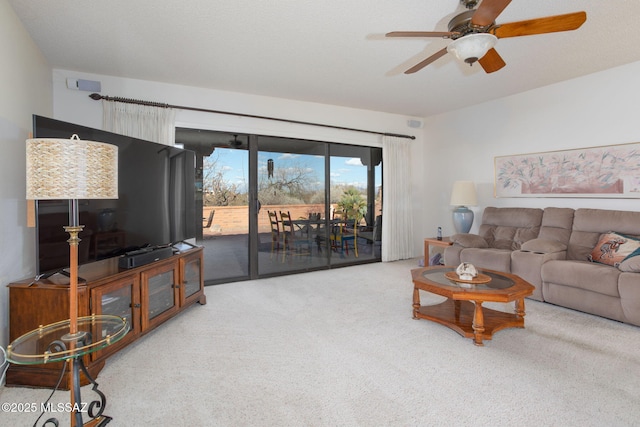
417;60;640;255
52;70;423;149
0;0;52;348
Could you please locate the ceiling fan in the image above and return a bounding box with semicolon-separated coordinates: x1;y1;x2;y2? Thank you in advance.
386;0;587;74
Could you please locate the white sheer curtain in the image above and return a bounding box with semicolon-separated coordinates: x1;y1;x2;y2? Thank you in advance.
381;135;414;261
102;100;176;146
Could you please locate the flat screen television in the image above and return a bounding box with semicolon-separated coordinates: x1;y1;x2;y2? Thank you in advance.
33;115;197;275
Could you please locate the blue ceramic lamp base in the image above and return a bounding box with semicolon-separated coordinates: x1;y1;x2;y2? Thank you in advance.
453;206;474;233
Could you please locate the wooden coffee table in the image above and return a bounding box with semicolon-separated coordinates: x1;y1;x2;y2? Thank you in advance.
411;266;534;346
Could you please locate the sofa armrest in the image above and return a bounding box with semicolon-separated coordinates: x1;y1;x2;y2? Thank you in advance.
450;233;489;248
520;238;567;254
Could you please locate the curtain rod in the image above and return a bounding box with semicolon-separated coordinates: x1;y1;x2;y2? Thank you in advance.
88;93;415;140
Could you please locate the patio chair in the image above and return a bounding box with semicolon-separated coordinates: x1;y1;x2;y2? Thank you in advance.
203;209;215;229
280;211;313;262
330;210;358;257
267;210;281;257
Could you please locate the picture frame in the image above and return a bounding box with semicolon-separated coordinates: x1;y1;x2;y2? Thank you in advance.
494;142;640;198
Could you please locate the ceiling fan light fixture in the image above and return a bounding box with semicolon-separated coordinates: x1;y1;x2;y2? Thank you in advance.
447;33;497;65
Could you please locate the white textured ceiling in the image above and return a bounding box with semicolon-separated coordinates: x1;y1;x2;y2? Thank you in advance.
9;0;640;117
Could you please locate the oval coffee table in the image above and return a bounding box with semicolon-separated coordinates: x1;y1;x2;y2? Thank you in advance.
411;266;534;346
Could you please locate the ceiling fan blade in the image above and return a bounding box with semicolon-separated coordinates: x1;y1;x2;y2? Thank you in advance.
471;0;512;27
478;48;506;73
493;11;586;38
404;47;448;74
386;31;458;38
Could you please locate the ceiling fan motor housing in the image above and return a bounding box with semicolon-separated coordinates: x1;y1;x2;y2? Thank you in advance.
448;10;494;39
460;0;479;9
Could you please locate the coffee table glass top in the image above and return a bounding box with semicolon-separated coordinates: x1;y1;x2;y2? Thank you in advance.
420;267;515;290
6;314;129;365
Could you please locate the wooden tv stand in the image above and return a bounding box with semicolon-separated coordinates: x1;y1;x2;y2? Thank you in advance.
6;247;206;389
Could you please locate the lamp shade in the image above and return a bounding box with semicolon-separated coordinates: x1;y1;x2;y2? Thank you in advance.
26;134;118;200
447;33;497;64
450;181;477;206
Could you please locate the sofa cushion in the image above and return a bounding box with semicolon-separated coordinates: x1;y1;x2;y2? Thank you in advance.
460;248;512;273
567;208;640;261
588;232;640;268
521;239;567;254
537;207;575;244
542;260;621;298
450;233;488;248
477;207;543;250
479;225;540;250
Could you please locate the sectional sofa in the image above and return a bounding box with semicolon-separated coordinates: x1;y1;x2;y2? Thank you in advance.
444;206;640;327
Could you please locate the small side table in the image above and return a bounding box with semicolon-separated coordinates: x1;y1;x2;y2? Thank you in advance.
424;237;452;266
6;314;129;426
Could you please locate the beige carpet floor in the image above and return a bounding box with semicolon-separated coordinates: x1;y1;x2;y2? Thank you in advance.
2;259;639;426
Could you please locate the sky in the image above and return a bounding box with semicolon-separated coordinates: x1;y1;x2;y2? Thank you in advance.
209;147;381;192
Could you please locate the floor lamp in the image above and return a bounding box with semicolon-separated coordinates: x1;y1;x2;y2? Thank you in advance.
26;134;118;426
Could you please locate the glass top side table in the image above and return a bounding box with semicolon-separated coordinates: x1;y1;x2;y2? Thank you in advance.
6;314;129;427
7;314;129;365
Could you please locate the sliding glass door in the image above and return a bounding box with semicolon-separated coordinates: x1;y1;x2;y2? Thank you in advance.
177;128;382;285
256;137;328;275
329;144;383;266
178;129;250;283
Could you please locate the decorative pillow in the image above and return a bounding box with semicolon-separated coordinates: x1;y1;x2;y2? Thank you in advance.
618;247;640;272
588;232;640;268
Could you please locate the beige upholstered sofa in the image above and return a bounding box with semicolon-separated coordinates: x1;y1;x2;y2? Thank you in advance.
444;207;640;327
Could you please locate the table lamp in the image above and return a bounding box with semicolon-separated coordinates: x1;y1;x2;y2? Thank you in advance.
450;180;477;233
26;134;118;425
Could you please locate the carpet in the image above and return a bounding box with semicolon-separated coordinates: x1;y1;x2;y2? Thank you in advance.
1;259;639;426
